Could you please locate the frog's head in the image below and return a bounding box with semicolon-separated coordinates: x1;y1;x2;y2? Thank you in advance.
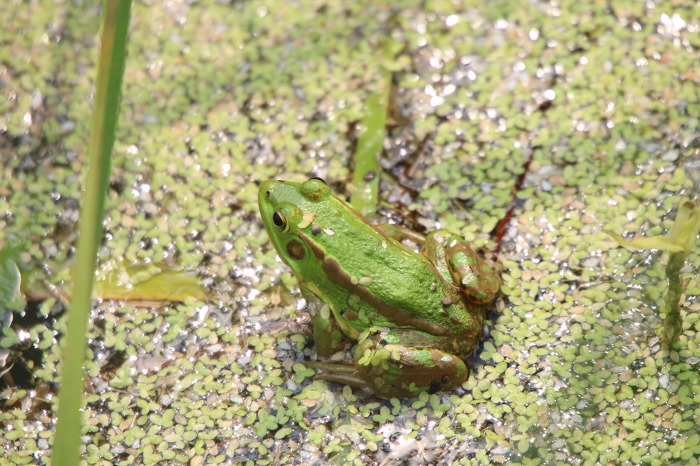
258;178;332;272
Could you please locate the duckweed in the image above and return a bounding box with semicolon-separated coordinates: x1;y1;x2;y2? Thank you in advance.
1;0;698;464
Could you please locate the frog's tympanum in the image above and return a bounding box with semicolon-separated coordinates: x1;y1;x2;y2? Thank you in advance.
258;178;500;397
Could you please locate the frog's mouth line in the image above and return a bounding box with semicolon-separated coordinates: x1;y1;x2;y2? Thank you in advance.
296;230;450;337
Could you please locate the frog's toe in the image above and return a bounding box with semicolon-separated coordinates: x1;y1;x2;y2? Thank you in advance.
306;360;367;388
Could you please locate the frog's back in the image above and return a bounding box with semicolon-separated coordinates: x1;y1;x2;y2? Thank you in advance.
312;206;484;338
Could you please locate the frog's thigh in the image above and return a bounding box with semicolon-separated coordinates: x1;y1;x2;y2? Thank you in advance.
425;231;500;305
354;329;470;397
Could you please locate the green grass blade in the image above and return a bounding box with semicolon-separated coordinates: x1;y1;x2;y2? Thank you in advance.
349;41;396;217
51;1;132;465
350;88;388;217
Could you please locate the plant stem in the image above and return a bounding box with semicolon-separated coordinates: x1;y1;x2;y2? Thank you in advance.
52;1;131;465
662;252;685;348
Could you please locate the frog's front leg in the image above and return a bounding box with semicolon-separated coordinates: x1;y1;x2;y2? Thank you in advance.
310;327;470;398
303;292;345;357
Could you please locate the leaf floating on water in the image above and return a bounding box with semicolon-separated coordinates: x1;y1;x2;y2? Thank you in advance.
605;232;685;252
0;254;21;309
94;263;206;301
0;242;27;312
606;199;700;254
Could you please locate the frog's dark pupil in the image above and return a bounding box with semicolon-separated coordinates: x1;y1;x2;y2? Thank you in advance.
286;240;305;260
272;211;285;228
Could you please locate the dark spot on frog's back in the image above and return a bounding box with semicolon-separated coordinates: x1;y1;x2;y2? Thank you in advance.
286;239;306;261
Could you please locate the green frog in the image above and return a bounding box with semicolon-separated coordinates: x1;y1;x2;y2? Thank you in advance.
258;178;500;397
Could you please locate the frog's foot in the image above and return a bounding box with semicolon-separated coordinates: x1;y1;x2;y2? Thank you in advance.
310;329;470;398
424;231;501;306
446;240;501;305
305;360;367;389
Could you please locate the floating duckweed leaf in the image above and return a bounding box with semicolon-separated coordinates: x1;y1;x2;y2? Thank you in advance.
0;327;20;347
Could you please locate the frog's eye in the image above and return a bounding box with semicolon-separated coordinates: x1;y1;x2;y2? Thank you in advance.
272;210;288;231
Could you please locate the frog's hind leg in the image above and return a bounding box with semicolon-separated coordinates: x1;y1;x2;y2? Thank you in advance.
310;327;470;398
424;231;501;306
353;327;471;397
